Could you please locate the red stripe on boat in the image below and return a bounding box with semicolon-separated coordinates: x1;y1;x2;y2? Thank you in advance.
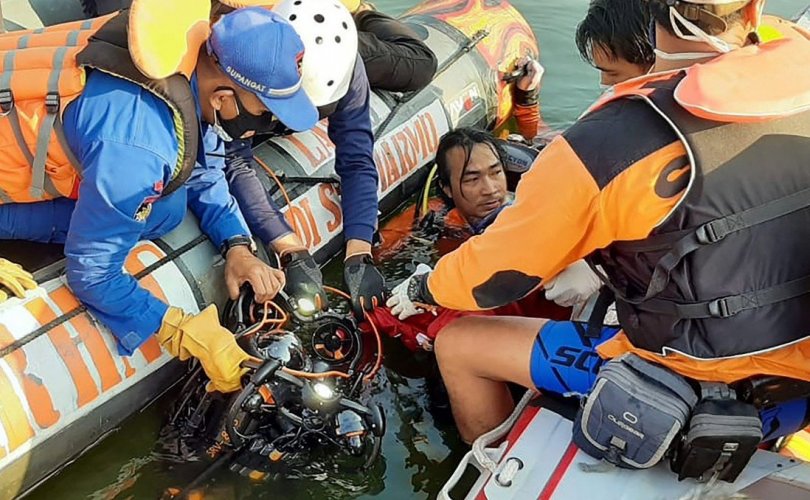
538;442;579;500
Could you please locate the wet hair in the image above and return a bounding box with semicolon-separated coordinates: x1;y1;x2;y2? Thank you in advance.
576;0;655;68
648;0;747;37
434;128;508;202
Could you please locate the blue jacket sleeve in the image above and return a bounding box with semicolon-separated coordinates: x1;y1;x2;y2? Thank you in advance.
64;139;170;355
223;138;294;246
186;128;251;248
328;58;379;243
0;198;74;243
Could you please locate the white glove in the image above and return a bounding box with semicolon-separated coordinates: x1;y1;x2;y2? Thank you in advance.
386;263;433;320
544;260;603;307
516;56;545;92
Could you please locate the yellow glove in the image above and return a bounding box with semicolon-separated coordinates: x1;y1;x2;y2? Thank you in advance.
157;305;250;393
0;259;37;303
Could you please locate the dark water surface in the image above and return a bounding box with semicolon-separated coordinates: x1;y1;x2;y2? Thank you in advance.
29;1;808;498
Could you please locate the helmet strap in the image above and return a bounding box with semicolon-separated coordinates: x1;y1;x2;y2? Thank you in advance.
669;6;733;53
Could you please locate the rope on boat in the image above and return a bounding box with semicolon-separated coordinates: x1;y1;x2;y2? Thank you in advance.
437;390;536;499
373;28;490;138
0;234;209;359
471;389;535;473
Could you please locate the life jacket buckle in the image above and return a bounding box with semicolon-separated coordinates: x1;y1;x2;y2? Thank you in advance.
680;4;702;22
696;221;723;244
699;381;736;401
707;297;742;318
0;89;14;115
44;93;60;114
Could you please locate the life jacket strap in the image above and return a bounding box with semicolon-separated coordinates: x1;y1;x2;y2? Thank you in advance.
586;287;615;338
637;274;810;319
620;185;810;305
0;51;39;199
30;47;69;200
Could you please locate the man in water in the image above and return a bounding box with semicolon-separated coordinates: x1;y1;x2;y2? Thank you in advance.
370;128;582;352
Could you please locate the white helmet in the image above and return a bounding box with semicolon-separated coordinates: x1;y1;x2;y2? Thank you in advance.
274;0;359;107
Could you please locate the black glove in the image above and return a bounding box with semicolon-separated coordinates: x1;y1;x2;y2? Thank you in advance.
343;253;386;318
514;86;539;107
281;250;328;315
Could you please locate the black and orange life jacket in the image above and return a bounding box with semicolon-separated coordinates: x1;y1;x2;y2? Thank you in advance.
0;1;210;205
587;34;810;360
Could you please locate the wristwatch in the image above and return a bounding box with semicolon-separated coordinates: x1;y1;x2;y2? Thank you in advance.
408;272;436;305
220;235;257;258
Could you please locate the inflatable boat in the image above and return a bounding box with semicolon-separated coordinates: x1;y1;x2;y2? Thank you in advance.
440;392;810;500
0;1;538;497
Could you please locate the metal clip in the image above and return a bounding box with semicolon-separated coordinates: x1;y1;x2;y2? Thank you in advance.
45;92;60;114
0;89;14;115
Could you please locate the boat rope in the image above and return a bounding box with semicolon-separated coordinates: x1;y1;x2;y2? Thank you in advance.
471;389;535;473
0;234;209;359
374;28;490;138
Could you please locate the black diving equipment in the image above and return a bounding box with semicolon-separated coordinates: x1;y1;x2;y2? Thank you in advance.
165;286;385;480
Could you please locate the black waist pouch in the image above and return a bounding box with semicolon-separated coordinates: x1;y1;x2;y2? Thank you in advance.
670;396;762;483
572;353;698;469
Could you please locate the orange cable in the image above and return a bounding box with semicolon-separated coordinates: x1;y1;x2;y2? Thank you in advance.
253;155;303;239
323;285;351;300
240;300;288;339
323;286;384;382
244;356;348;379
361;310;383;382
253;155;292;207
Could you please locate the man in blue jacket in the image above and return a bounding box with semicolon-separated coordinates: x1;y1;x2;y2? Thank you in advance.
0;7;319;393
224;0;386;318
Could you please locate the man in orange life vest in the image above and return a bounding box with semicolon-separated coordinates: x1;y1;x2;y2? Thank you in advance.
389;0;810;443
0;7;319;393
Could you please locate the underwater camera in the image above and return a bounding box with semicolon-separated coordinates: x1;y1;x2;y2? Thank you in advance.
166;287;386;482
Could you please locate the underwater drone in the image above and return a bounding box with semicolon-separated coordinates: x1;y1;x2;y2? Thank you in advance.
165;287;386;487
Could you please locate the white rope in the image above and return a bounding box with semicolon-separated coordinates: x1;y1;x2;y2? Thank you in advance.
472;390;536;473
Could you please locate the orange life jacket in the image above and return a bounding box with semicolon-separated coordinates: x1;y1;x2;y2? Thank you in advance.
758;14;810;43
0;5;207;205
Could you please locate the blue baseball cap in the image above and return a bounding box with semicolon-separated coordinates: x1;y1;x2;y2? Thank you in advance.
208;7;318;132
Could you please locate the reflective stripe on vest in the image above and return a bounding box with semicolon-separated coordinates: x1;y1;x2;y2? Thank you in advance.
29;47;69;199
0;52;35;173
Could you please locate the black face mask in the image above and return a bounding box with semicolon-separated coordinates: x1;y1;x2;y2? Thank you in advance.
215;88;279;140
